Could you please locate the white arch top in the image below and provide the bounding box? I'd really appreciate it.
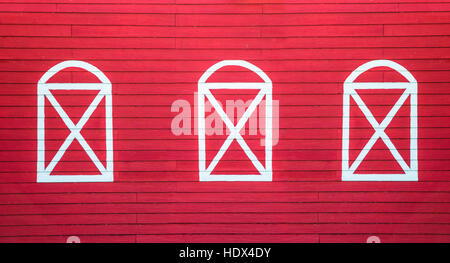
[344,59,417,85]
[38,60,111,85]
[198,60,272,84]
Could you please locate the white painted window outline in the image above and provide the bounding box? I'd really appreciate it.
[342,60,418,181]
[37,60,113,183]
[198,60,272,181]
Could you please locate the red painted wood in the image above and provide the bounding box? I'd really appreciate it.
[0,214,136,226]
[137,234,319,243]
[318,213,450,224]
[0,235,136,243]
[320,234,450,243]
[2,202,449,216]
[0,0,449,243]
[0,182,449,194]
[0,223,448,236]
[0,25,70,37]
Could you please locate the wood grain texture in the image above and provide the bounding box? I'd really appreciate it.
[0,0,449,243]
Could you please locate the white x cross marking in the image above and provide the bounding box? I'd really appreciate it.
[44,89,106,175]
[349,88,411,173]
[203,87,266,175]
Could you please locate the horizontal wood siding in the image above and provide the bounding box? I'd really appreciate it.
[0,0,449,243]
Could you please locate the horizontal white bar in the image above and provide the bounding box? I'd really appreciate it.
[199,174,272,182]
[199,82,271,90]
[345,82,416,90]
[342,172,418,181]
[37,174,113,183]
[39,83,109,90]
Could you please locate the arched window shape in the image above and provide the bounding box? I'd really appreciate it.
[197,60,272,181]
[342,60,418,181]
[37,60,113,183]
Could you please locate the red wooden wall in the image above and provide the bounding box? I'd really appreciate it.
[0,0,450,243]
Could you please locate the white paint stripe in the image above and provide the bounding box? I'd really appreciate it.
[198,90,206,173]
[203,88,265,175]
[36,91,45,175]
[44,133,76,173]
[349,89,411,173]
[199,82,271,90]
[345,82,415,90]
[40,83,106,90]
[200,174,272,182]
[44,91,106,174]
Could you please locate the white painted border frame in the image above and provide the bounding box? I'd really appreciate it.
[342,60,418,181]
[198,60,272,181]
[37,60,113,183]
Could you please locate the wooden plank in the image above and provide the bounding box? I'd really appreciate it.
[0,202,449,215]
[319,192,450,203]
[0,25,70,37]
[319,234,450,243]
[175,0,444,4]
[0,181,448,194]
[261,25,383,37]
[0,214,136,226]
[1,70,450,85]
[3,3,447,14]
[176,36,450,49]
[0,37,176,49]
[137,234,319,242]
[176,12,450,26]
[0,46,448,60]
[0,235,136,243]
[137,212,318,224]
[0,223,448,236]
[0,224,139,236]
[0,0,174,3]
[318,213,450,224]
[57,3,262,14]
[0,3,57,12]
[1,59,449,73]
[0,13,176,26]
[385,24,450,36]
[0,193,136,204]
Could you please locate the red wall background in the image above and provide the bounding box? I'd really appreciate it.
[0,0,450,243]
